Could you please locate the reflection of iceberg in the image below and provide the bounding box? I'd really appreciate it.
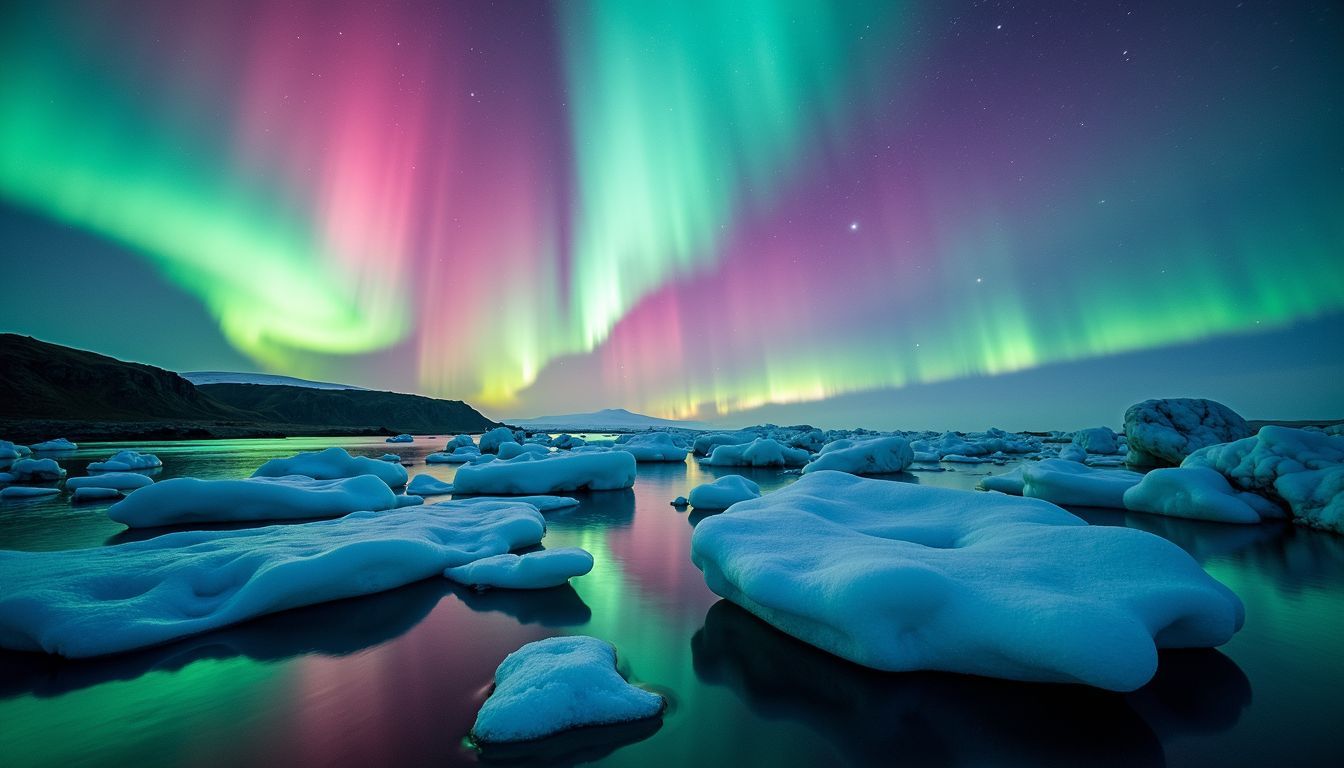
[530,489,637,529]
[472,715,662,767]
[1120,513,1287,563]
[450,583,592,627]
[692,601,1249,767]
[0,578,453,700]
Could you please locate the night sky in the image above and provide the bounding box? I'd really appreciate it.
[1,1,1341,429]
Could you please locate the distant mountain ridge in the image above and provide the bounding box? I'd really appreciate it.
[0,334,499,441]
[182,371,366,390]
[512,407,706,431]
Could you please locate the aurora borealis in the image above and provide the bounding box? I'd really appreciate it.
[1,0,1341,426]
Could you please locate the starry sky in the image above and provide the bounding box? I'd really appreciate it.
[1,0,1341,430]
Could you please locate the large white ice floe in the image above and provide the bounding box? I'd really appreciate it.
[802,436,913,476]
[498,442,551,460]
[66,472,155,492]
[471,636,665,743]
[1182,426,1344,533]
[1124,398,1252,467]
[29,438,77,452]
[452,450,636,495]
[0,440,32,461]
[1071,427,1120,455]
[1123,467,1285,524]
[5,458,66,482]
[252,446,408,487]
[690,471,1244,691]
[1021,459,1143,509]
[87,450,162,472]
[107,475,398,527]
[479,426,521,454]
[407,474,455,496]
[2,486,61,499]
[688,475,762,510]
[701,438,810,468]
[444,547,594,589]
[0,500,546,657]
[615,432,689,462]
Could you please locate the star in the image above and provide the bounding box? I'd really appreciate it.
[849,222,859,231]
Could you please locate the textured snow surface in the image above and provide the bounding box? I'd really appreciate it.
[1124,398,1251,467]
[688,475,762,510]
[472,636,664,743]
[691,471,1244,691]
[0,501,546,657]
[107,475,398,527]
[88,450,162,472]
[803,436,913,476]
[452,450,636,495]
[445,547,594,589]
[1123,467,1284,524]
[252,446,408,487]
[701,438,810,467]
[1021,459,1143,509]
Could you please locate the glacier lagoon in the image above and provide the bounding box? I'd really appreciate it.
[1,436,1342,767]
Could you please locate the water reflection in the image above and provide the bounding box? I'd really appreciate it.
[472,717,663,767]
[692,600,1249,768]
[451,583,592,627]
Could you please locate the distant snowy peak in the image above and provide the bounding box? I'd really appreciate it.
[512,408,706,431]
[181,371,366,390]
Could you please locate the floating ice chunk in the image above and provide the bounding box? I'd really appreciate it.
[693,431,758,456]
[978,465,1026,495]
[690,471,1244,691]
[1125,398,1251,467]
[479,427,521,454]
[912,451,941,463]
[616,432,689,462]
[87,450,162,472]
[445,547,594,589]
[0,500,546,657]
[1122,467,1282,524]
[498,442,550,460]
[453,451,636,495]
[67,473,155,492]
[1021,459,1142,509]
[426,446,482,464]
[437,495,581,514]
[1274,466,1344,533]
[552,433,586,450]
[407,474,455,496]
[7,458,66,482]
[252,446,408,487]
[30,438,77,452]
[940,454,988,464]
[1085,455,1127,467]
[1072,427,1119,455]
[803,436,912,476]
[72,487,120,502]
[385,434,414,443]
[0,440,32,460]
[471,636,664,743]
[1058,444,1088,463]
[671,496,689,507]
[107,474,397,528]
[688,475,762,510]
[445,434,476,451]
[2,486,61,499]
[702,438,810,468]
[380,453,402,462]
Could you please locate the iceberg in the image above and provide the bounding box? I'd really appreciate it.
[385,434,414,443]
[690,471,1243,691]
[252,446,408,487]
[803,436,913,476]
[66,472,155,491]
[30,438,77,452]
[688,475,762,510]
[0,500,546,657]
[72,487,121,502]
[1072,427,1119,455]
[1,486,61,499]
[1124,398,1252,467]
[5,458,66,482]
[107,475,398,528]
[615,432,689,462]
[1057,444,1088,463]
[701,438,810,468]
[426,446,483,464]
[471,636,664,743]
[479,426,521,454]
[407,474,455,496]
[87,450,163,472]
[0,440,32,461]
[1123,467,1283,524]
[498,442,551,460]
[452,451,636,495]
[1021,459,1143,509]
[445,547,594,589]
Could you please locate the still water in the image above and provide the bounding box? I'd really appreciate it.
[1,436,1341,767]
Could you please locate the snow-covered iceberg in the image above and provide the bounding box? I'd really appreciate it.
[87,450,162,472]
[615,432,689,462]
[67,472,155,492]
[1124,398,1251,467]
[0,500,546,657]
[5,458,66,482]
[426,446,483,464]
[385,434,414,443]
[107,475,398,527]
[445,547,594,589]
[1182,426,1344,532]
[452,451,636,495]
[471,636,664,743]
[1123,467,1284,524]
[72,487,121,502]
[30,438,77,452]
[252,446,408,487]
[479,426,521,454]
[1021,459,1143,509]
[2,486,61,499]
[498,442,551,460]
[701,438,810,468]
[1072,427,1119,455]
[690,471,1243,691]
[803,436,913,476]
[407,474,455,496]
[0,440,32,461]
[688,475,762,510]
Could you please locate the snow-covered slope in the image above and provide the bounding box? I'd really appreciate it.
[181,371,366,390]
[511,407,705,431]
